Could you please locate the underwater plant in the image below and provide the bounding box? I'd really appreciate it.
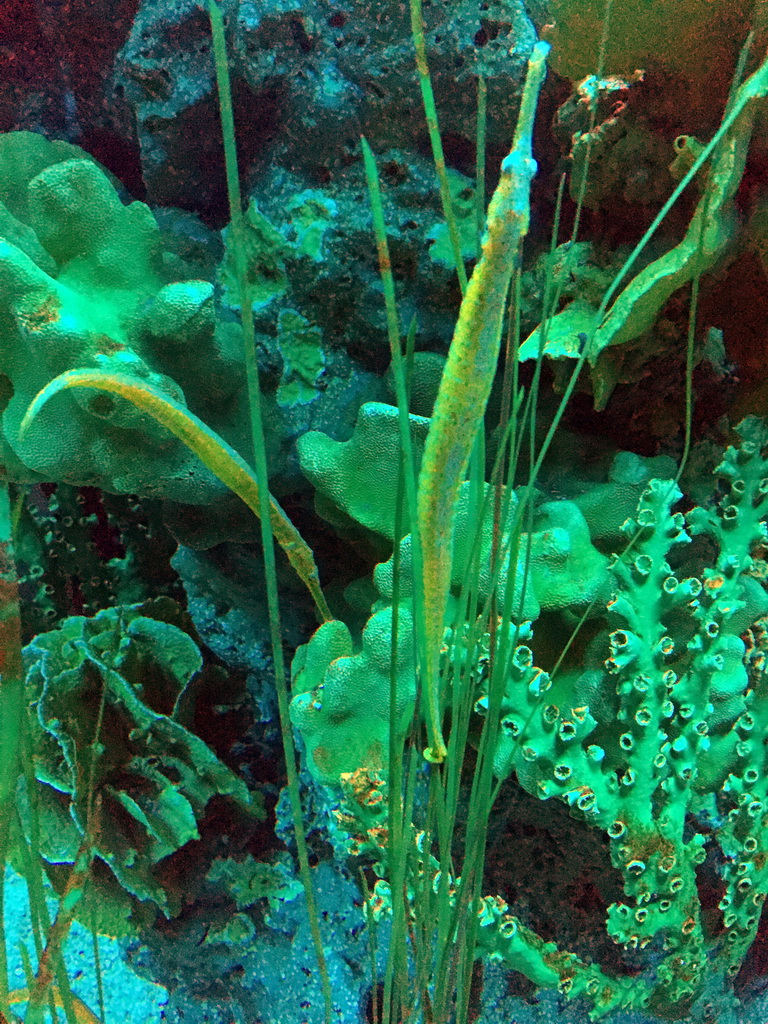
[2,0,768,1023]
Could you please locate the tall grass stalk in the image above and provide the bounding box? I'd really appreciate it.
[206,3,333,1022]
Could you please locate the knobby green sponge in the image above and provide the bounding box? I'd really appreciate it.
[0,131,244,503]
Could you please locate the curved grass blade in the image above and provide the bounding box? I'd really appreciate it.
[8,988,102,1023]
[18,370,332,623]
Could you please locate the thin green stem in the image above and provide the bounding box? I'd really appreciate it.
[207,5,333,1022]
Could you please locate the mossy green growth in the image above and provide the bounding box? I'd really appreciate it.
[207,851,303,918]
[284,190,338,261]
[275,309,326,407]
[426,169,479,268]
[219,198,291,310]
[218,190,337,310]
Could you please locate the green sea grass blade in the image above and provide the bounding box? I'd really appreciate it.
[205,3,334,1022]
[410,0,469,293]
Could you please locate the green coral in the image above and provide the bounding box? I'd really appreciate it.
[298,401,430,540]
[290,607,417,785]
[292,418,768,1017]
[19,598,261,918]
[299,398,609,622]
[374,483,609,621]
[471,420,768,1015]
[0,131,244,504]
